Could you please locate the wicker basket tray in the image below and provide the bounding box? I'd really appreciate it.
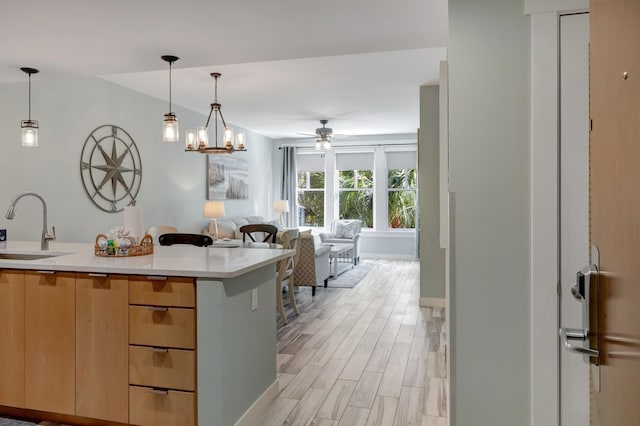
[94,233,154,257]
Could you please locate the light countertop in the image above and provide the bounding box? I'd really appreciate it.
[0,241,293,279]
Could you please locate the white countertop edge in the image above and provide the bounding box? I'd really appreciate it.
[0,241,293,279]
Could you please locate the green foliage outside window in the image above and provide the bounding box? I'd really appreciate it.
[387,169,417,228]
[338,170,373,227]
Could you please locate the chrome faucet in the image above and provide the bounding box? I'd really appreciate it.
[5,192,56,250]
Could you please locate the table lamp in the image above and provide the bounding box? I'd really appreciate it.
[274,199,289,227]
[203,200,225,241]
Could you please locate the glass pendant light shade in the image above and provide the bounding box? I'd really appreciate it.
[21,120,38,147]
[185,129,196,150]
[236,130,246,150]
[224,127,234,149]
[197,127,208,148]
[163,113,179,143]
[315,139,322,150]
[20,67,39,147]
[323,140,331,150]
[161,55,179,143]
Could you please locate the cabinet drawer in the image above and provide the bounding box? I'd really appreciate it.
[129,276,195,308]
[130,345,195,391]
[129,306,195,349]
[129,385,195,426]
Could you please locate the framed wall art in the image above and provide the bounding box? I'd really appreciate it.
[207,155,249,200]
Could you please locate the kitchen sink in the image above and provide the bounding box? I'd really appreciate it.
[0,252,65,260]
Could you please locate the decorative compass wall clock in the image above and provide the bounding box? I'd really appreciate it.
[80,124,142,213]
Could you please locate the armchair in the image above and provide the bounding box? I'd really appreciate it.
[292,232,331,296]
[319,219,362,265]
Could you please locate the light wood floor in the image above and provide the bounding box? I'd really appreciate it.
[258,259,447,426]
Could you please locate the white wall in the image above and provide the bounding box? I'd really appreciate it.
[449,0,531,424]
[530,11,560,426]
[525,0,588,14]
[0,76,273,243]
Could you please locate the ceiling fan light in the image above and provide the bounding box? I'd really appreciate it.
[315,139,322,150]
[323,140,331,150]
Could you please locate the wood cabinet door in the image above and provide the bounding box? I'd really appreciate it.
[75,273,129,423]
[0,270,25,408]
[24,271,75,415]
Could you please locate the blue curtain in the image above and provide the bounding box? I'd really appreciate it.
[280,146,298,227]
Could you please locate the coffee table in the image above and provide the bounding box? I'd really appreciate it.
[326,243,354,278]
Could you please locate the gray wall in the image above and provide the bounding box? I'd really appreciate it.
[449,0,531,424]
[0,76,273,243]
[419,85,445,299]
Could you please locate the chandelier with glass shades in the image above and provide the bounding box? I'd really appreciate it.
[185,72,246,154]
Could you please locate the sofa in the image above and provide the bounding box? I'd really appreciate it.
[291,232,330,296]
[202,215,279,240]
[319,219,362,265]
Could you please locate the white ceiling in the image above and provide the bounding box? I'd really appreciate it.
[0,0,448,139]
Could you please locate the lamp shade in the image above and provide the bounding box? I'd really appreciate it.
[274,200,289,213]
[203,200,225,218]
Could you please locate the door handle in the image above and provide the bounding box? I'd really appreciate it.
[559,248,600,365]
[559,327,599,358]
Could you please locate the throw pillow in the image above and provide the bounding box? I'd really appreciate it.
[335,221,357,239]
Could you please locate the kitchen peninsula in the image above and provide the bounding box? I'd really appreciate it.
[0,241,291,426]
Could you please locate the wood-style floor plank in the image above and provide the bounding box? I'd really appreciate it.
[316,379,358,420]
[366,396,399,426]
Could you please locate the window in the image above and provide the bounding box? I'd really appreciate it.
[296,153,325,227]
[386,150,417,229]
[336,152,374,228]
[294,146,417,231]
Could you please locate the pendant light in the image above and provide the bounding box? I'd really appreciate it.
[20,67,39,147]
[185,72,247,154]
[161,55,180,143]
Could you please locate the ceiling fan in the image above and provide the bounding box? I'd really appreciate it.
[296,119,344,150]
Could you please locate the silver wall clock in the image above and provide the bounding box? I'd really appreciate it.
[80,124,142,213]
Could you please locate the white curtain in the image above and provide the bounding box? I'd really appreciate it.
[280,146,298,227]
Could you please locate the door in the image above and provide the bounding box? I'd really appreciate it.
[0,270,25,408]
[590,0,640,423]
[75,273,129,423]
[24,271,75,415]
[560,12,589,426]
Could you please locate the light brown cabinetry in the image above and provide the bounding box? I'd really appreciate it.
[129,276,197,426]
[24,271,75,415]
[0,270,25,408]
[75,273,129,423]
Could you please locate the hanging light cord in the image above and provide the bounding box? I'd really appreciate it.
[27,72,32,121]
[168,61,173,114]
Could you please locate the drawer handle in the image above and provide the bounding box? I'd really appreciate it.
[148,347,169,353]
[146,306,169,312]
[35,270,55,274]
[146,276,168,281]
[88,273,108,278]
[147,388,169,396]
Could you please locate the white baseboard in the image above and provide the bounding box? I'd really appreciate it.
[235,379,279,426]
[419,297,446,308]
[361,253,417,260]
